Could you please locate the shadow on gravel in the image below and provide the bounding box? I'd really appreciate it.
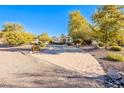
[38,45,85,55]
[81,46,100,52]
[13,67,105,88]
[0,84,27,88]
[0,64,106,88]
[0,47,31,52]
[0,44,84,55]
[0,44,31,52]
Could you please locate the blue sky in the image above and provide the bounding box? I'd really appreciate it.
[0,5,97,36]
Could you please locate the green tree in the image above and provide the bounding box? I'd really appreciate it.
[38,33,52,43]
[1,22,35,45]
[60,34,66,43]
[68,11,91,43]
[0,31,3,38]
[92,5,124,48]
[61,34,66,38]
[4,32,24,45]
[21,32,35,44]
[3,22,25,32]
[4,31,35,46]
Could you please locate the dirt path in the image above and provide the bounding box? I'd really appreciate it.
[0,45,105,87]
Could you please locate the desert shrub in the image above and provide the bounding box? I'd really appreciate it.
[84,39,92,45]
[31,44,40,52]
[39,41,46,48]
[107,52,124,62]
[98,42,105,47]
[73,39,83,45]
[109,42,118,46]
[110,46,122,51]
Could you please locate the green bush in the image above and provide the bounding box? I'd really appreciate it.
[98,42,105,47]
[107,52,124,62]
[110,46,122,51]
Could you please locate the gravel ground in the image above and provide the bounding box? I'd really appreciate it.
[32,45,105,77]
[0,45,105,88]
[81,46,124,73]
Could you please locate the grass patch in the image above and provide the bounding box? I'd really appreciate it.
[107,52,124,62]
[110,46,122,51]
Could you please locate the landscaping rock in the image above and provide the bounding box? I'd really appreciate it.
[120,79,124,85]
[105,69,124,88]
[107,69,122,80]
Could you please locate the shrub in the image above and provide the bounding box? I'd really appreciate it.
[109,42,118,46]
[31,44,40,52]
[98,42,105,47]
[107,52,124,62]
[73,39,83,45]
[110,46,122,51]
[39,41,46,48]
